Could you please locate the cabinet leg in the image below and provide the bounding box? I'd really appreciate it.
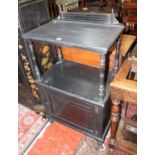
[109,100,120,148]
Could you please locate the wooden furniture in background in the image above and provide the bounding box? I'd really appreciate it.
[55,0,79,12]
[120,1,137,35]
[109,57,137,155]
[49,0,59,19]
[70,0,120,16]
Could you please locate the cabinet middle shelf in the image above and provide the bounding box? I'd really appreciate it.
[37,60,113,106]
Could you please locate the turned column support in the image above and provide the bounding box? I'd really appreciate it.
[110,99,121,148]
[98,53,106,98]
[57,46,63,63]
[27,40,41,81]
[114,37,120,74]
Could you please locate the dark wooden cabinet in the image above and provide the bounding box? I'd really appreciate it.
[22,12,124,142]
[18,0,53,110]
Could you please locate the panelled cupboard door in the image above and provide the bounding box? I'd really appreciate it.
[48,91,95,133]
[43,84,111,139]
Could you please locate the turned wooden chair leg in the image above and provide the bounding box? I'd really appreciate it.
[109,100,120,148]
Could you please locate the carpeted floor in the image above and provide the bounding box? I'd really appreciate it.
[18,104,47,155]
[27,121,127,155]
[19,104,136,155]
[27,121,83,155]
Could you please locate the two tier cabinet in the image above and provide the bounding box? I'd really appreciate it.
[22,12,124,142]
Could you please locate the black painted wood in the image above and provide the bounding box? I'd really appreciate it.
[114,37,120,74]
[22,12,124,141]
[22,14,124,53]
[18,0,51,109]
[18,0,50,33]
[18,57,34,109]
[99,54,106,97]
[36,60,113,141]
[59,12,117,24]
[37,60,113,105]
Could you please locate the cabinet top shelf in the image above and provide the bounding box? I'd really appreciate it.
[22,13,124,53]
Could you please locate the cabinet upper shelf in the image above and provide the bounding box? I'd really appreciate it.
[22,13,124,54]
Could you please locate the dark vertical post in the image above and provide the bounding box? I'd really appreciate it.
[83,0,86,7]
[57,46,63,63]
[27,40,41,80]
[45,0,51,21]
[114,37,120,74]
[99,53,106,98]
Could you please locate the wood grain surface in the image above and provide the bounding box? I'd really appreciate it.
[61,34,136,70]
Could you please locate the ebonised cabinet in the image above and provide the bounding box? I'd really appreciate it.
[22,12,124,142]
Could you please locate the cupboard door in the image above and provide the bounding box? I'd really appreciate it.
[47,91,95,133]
